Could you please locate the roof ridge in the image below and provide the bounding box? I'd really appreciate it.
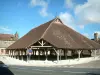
[41,17,61,38]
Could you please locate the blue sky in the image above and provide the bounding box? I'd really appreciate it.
[0,0,100,39]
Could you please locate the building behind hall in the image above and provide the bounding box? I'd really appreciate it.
[0,32,19,55]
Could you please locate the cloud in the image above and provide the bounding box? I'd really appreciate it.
[30,0,48,17]
[39,7,48,17]
[0,26,11,32]
[79,25,84,29]
[75,0,100,25]
[65,0,75,9]
[59,12,76,30]
[64,0,85,29]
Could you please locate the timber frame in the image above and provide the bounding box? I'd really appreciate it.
[7,39,99,62]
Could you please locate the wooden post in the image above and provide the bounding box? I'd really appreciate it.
[10,50,11,57]
[13,50,14,58]
[77,50,82,60]
[38,50,40,60]
[21,50,23,60]
[11,50,13,58]
[59,49,61,60]
[33,50,34,56]
[16,50,18,59]
[9,50,10,57]
[9,50,11,57]
[45,50,48,61]
[35,50,36,56]
[94,49,97,58]
[57,50,59,62]
[18,50,19,60]
[53,48,59,62]
[64,50,67,59]
[14,50,16,59]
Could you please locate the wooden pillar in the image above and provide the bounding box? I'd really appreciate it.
[91,50,96,58]
[64,49,67,59]
[9,50,11,57]
[14,50,15,58]
[17,50,20,59]
[45,49,48,61]
[94,49,97,58]
[15,50,17,59]
[33,50,34,56]
[88,50,92,56]
[90,50,93,57]
[53,48,59,62]
[24,49,26,60]
[12,50,14,58]
[9,50,10,57]
[32,50,34,60]
[77,50,82,60]
[14,50,17,59]
[11,50,13,58]
[21,50,23,60]
[80,50,83,58]
[35,50,36,55]
[10,50,12,58]
[59,49,61,60]
[16,50,18,59]
[43,50,45,55]
[57,50,59,62]
[50,50,52,56]
[38,50,40,60]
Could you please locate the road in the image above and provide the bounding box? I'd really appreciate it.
[71,60,100,68]
[9,65,100,75]
[8,60,100,75]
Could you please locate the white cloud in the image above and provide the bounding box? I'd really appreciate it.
[75,0,100,25]
[0,26,11,32]
[64,0,86,29]
[59,12,76,30]
[30,0,48,17]
[65,0,75,8]
[39,7,48,17]
[79,25,84,29]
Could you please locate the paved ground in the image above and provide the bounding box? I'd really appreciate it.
[70,60,100,68]
[9,66,100,75]
[8,60,100,75]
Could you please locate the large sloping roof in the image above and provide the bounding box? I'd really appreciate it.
[7,18,100,50]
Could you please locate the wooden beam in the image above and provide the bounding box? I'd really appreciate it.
[31,46,52,48]
[31,48,39,49]
[38,40,46,46]
[38,41,42,46]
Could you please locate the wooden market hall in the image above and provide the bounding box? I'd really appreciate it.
[6,17,100,62]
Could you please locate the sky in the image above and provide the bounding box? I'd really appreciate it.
[0,0,100,39]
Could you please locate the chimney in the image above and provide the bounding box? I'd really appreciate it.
[94,33,98,41]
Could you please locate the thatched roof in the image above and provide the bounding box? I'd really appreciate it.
[7,18,100,50]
